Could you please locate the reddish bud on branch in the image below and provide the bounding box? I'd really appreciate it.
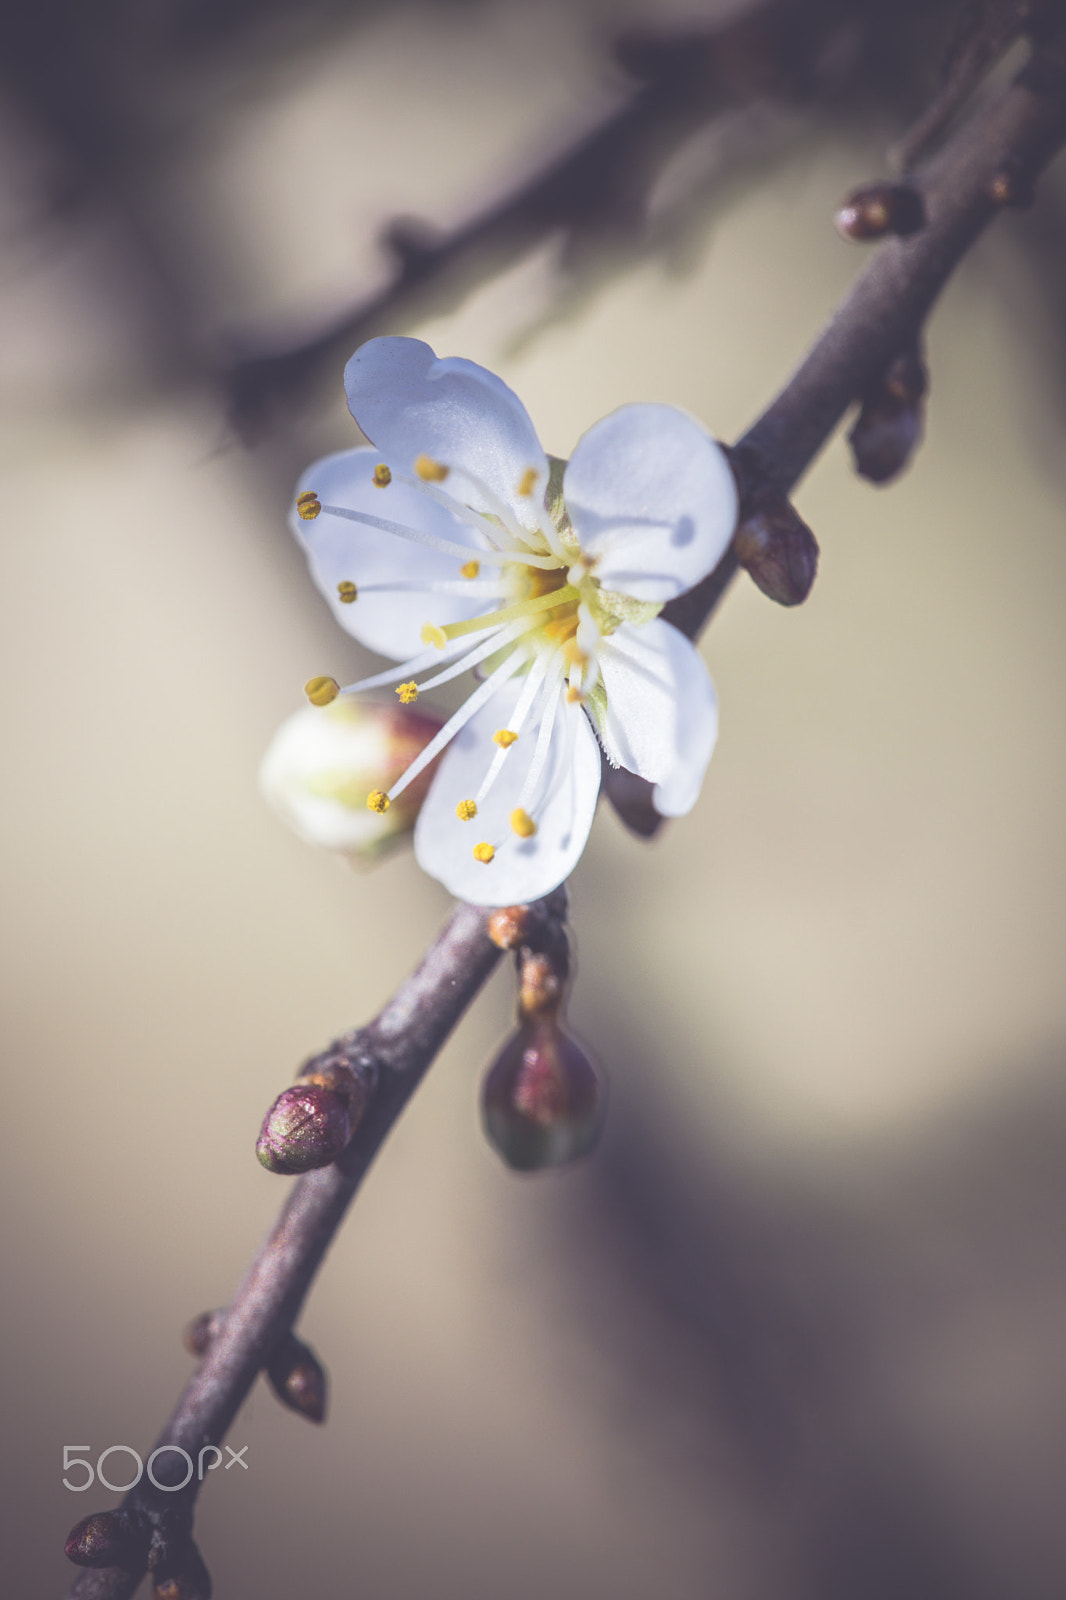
[265,1332,328,1424]
[481,1016,606,1172]
[733,487,819,607]
[65,1510,151,1570]
[835,181,925,241]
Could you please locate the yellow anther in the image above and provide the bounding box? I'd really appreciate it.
[456,799,478,821]
[493,729,518,748]
[421,622,447,650]
[473,842,495,864]
[366,790,391,814]
[516,467,538,497]
[414,453,449,483]
[372,463,392,488]
[395,681,419,704]
[304,675,340,707]
[566,685,585,704]
[337,580,358,604]
[510,808,537,838]
[459,560,480,579]
[296,491,321,521]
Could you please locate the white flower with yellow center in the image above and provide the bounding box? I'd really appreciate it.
[292,336,738,906]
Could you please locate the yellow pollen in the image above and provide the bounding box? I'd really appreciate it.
[459,560,480,579]
[473,842,495,864]
[415,453,449,483]
[510,808,537,838]
[366,790,390,814]
[456,799,478,821]
[421,622,448,649]
[296,490,321,521]
[395,681,419,704]
[493,729,518,748]
[566,685,585,704]
[516,467,538,497]
[304,675,340,707]
[372,463,392,488]
[337,580,358,604]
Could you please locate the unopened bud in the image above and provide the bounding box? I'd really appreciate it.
[182,1309,225,1357]
[256,1083,353,1175]
[835,181,924,240]
[733,490,819,606]
[260,698,446,862]
[150,1537,212,1600]
[848,388,924,485]
[296,1057,372,1125]
[266,1332,327,1424]
[65,1510,151,1569]
[481,1016,606,1172]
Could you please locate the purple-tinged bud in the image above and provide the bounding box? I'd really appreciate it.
[481,1017,606,1172]
[266,1332,327,1424]
[65,1510,151,1569]
[835,181,924,240]
[733,490,818,606]
[151,1537,212,1600]
[848,391,924,484]
[256,1083,353,1175]
[182,1309,225,1358]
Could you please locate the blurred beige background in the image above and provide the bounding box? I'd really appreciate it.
[3,3,1066,1596]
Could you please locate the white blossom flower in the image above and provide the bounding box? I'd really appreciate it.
[290,336,738,906]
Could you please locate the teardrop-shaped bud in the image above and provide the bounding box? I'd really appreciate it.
[848,392,924,484]
[481,1017,606,1172]
[256,1083,353,1175]
[65,1510,151,1569]
[266,1332,327,1424]
[733,489,818,606]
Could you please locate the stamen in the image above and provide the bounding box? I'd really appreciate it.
[473,842,495,864]
[473,652,549,808]
[296,491,321,521]
[493,729,518,748]
[415,454,449,482]
[372,463,392,488]
[367,790,390,814]
[456,800,477,821]
[385,649,527,803]
[318,501,558,570]
[395,681,419,704]
[417,619,539,694]
[445,461,546,553]
[337,638,473,696]
[305,676,340,706]
[460,560,480,579]
[516,468,538,498]
[516,652,569,812]
[432,584,580,648]
[337,581,358,604]
[510,808,537,838]
[422,623,447,650]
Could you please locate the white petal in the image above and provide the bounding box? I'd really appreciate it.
[596,619,717,815]
[414,678,602,905]
[344,337,548,519]
[293,448,490,660]
[563,403,737,603]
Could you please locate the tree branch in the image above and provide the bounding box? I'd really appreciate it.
[63,16,1066,1599]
